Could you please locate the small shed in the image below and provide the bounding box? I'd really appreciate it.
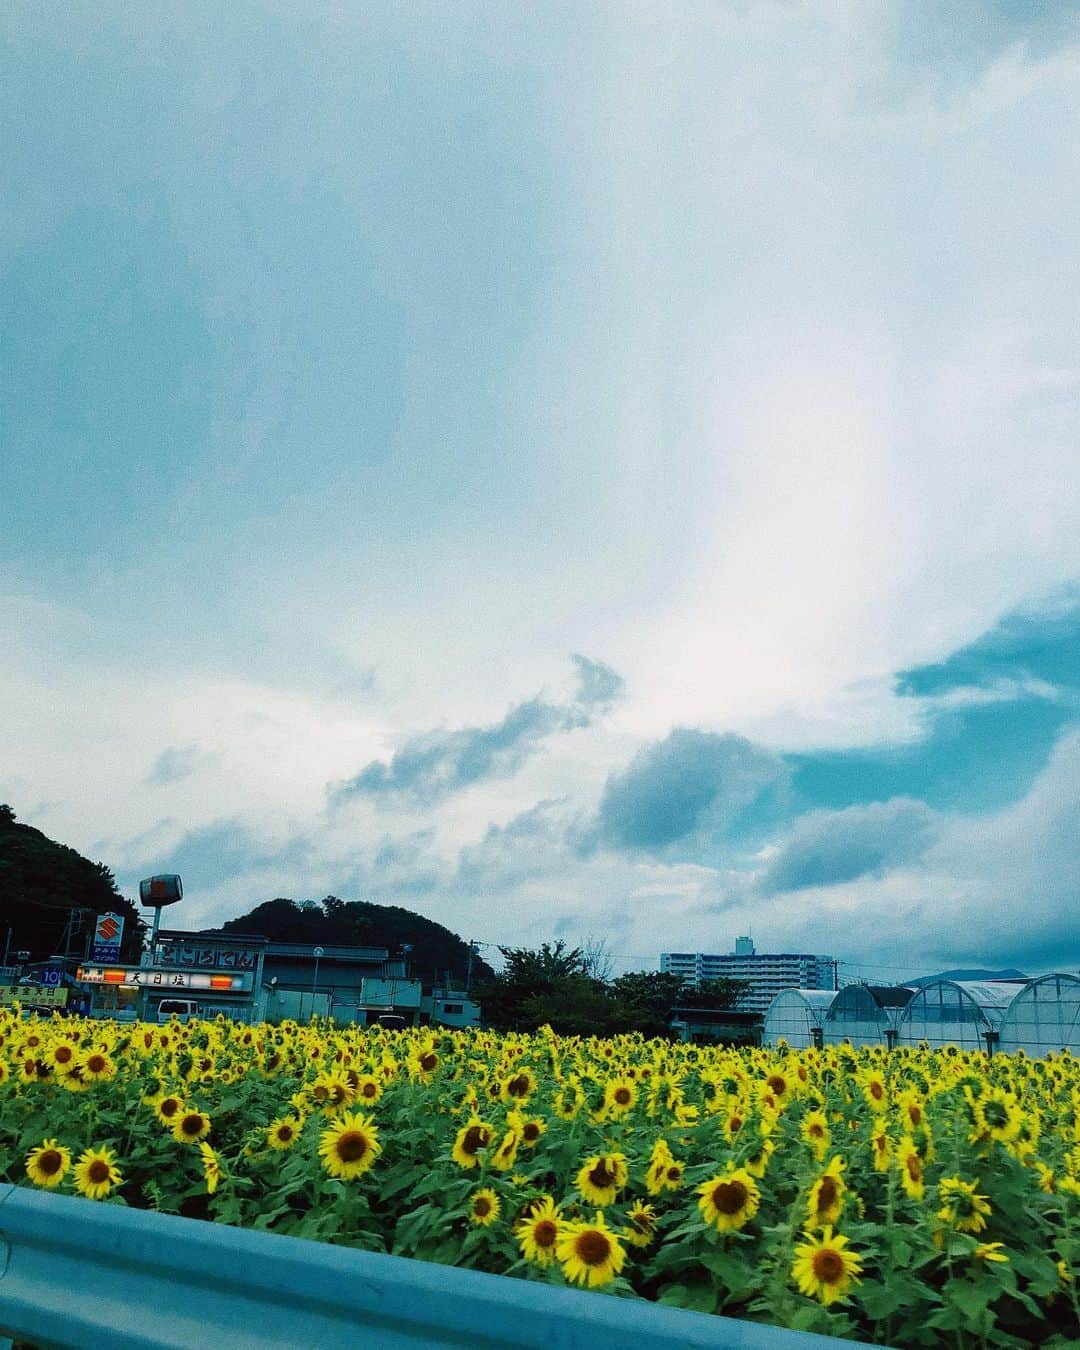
[998,973,1080,1058]
[762,988,837,1048]
[896,979,1028,1051]
[823,984,915,1048]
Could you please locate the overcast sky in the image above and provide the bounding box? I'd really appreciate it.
[3,2,1080,980]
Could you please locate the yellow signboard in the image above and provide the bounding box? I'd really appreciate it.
[0,985,68,1006]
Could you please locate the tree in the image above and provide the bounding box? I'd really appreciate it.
[676,977,745,1010]
[0,806,146,963]
[609,970,689,1035]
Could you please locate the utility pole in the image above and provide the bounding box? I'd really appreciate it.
[2,927,11,968]
[466,940,477,994]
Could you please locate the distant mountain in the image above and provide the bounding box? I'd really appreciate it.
[905,967,1028,988]
[0,805,146,963]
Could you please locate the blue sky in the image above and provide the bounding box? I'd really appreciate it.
[3,2,1080,978]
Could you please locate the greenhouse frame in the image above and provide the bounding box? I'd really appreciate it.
[997,972,1080,1057]
[822,984,915,1048]
[896,979,1028,1051]
[761,988,836,1048]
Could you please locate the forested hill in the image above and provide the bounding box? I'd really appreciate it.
[0,805,145,962]
[218,896,494,987]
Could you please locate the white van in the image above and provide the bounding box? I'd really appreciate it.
[156,998,197,1024]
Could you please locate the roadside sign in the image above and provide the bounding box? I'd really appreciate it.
[41,968,62,988]
[92,912,124,963]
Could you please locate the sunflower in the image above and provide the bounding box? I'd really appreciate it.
[800,1109,831,1162]
[697,1167,760,1233]
[73,1146,122,1201]
[451,1118,493,1169]
[745,1138,775,1179]
[974,1087,1022,1145]
[491,1127,521,1172]
[500,1068,537,1104]
[81,1050,117,1082]
[469,1187,501,1226]
[792,1227,863,1306]
[318,1111,381,1180]
[860,1070,889,1114]
[871,1127,890,1173]
[973,1242,1009,1264]
[200,1142,224,1195]
[26,1138,72,1189]
[604,1078,637,1118]
[353,1074,382,1105]
[622,1200,658,1248]
[48,1042,78,1072]
[513,1195,561,1265]
[557,1211,627,1288]
[154,1094,185,1127]
[897,1136,925,1201]
[172,1110,212,1145]
[575,1153,628,1206]
[806,1155,846,1228]
[266,1115,303,1151]
[936,1176,991,1234]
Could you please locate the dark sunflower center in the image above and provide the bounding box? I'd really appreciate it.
[909,1106,922,1126]
[88,1160,111,1183]
[523,1122,540,1142]
[667,1165,682,1181]
[906,1156,921,1181]
[712,1180,749,1214]
[420,1053,438,1072]
[817,1177,839,1209]
[870,1081,884,1099]
[809,1123,824,1137]
[767,1075,786,1095]
[38,1150,62,1175]
[181,1114,205,1136]
[575,1230,611,1266]
[463,1126,487,1154]
[474,1197,492,1217]
[534,1220,557,1247]
[813,1249,845,1283]
[55,1047,73,1064]
[336,1131,368,1162]
[614,1088,631,1105]
[729,1116,743,1131]
[361,1083,377,1098]
[589,1162,615,1188]
[161,1099,180,1117]
[277,1126,294,1142]
[507,1074,530,1097]
[87,1056,106,1073]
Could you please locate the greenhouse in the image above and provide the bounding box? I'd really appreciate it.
[822,984,915,1048]
[998,973,1080,1057]
[896,979,1028,1051]
[761,988,836,1048]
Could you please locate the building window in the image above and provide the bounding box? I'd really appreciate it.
[442,1003,464,1014]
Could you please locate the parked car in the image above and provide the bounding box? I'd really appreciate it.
[156,998,197,1024]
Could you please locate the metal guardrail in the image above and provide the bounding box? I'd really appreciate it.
[0,1186,859,1349]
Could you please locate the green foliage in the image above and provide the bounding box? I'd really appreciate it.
[220,895,493,986]
[0,805,145,962]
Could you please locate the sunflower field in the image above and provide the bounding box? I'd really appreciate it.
[2,1007,1080,1347]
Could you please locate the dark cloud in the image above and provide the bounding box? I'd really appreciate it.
[594,729,784,851]
[895,590,1080,697]
[791,597,1080,816]
[758,798,940,894]
[571,653,624,707]
[127,820,311,888]
[146,745,206,786]
[333,655,623,806]
[456,799,578,891]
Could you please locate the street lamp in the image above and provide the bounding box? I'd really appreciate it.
[312,947,324,1020]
